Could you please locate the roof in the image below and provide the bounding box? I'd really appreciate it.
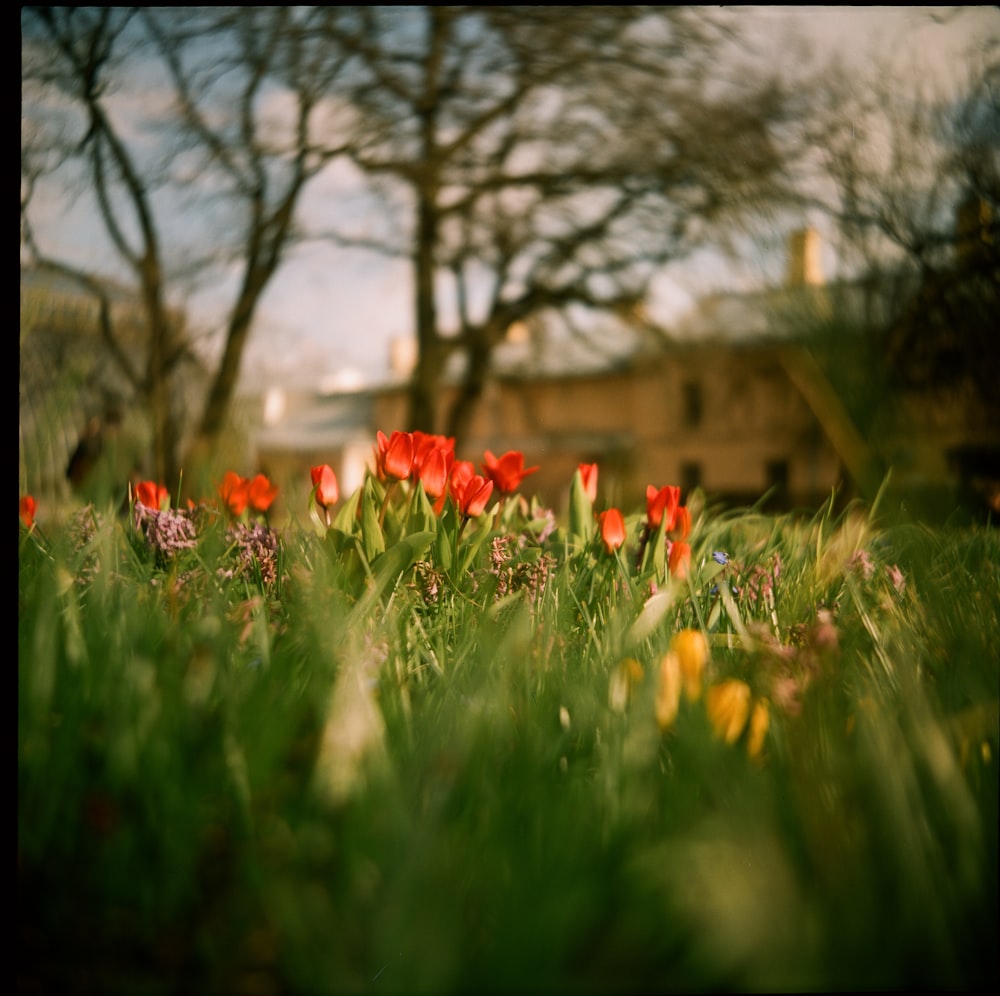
[252,387,376,453]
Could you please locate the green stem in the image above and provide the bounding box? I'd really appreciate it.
[379,479,398,529]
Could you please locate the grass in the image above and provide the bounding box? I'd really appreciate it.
[17,472,1000,994]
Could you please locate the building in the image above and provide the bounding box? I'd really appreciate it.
[369,230,849,513]
[370,336,845,515]
[251,382,378,516]
[19,264,200,513]
[246,226,997,520]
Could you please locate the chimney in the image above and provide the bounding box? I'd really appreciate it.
[787,227,823,287]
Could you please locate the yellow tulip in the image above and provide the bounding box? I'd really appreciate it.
[609,657,644,713]
[706,680,752,745]
[670,628,708,702]
[746,698,770,760]
[655,651,682,730]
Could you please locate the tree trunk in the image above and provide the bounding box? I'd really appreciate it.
[194,295,257,447]
[408,182,442,434]
[445,332,493,447]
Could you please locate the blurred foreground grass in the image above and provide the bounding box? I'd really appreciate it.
[18,495,999,994]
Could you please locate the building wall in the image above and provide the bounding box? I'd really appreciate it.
[253,223,994,520]
[372,341,844,514]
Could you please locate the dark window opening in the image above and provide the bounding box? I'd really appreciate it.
[681,461,702,496]
[682,380,702,428]
[766,459,789,502]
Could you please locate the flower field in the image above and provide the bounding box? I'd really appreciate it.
[18,433,1000,993]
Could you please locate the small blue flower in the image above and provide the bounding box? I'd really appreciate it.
[712,550,729,565]
[710,582,740,597]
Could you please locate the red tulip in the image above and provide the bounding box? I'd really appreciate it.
[598,507,626,554]
[669,540,691,579]
[247,473,279,513]
[454,473,494,518]
[578,463,599,503]
[311,464,339,510]
[646,484,681,531]
[448,459,475,503]
[219,471,250,516]
[416,443,453,501]
[411,431,455,472]
[19,495,37,529]
[672,504,692,540]
[375,430,414,482]
[136,480,170,511]
[482,449,539,495]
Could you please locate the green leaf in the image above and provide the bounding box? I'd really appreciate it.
[324,526,356,556]
[407,480,438,536]
[457,517,494,575]
[354,530,435,619]
[361,475,385,562]
[434,501,457,571]
[626,588,675,647]
[308,502,327,536]
[333,485,362,533]
[642,516,667,578]
[568,468,595,543]
[698,558,726,590]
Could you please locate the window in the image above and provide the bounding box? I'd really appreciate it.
[681,461,702,496]
[766,459,789,501]
[682,380,702,428]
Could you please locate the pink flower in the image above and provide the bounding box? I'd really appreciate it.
[886,563,906,594]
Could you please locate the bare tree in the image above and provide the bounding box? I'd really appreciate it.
[800,37,1000,419]
[23,8,182,484]
[21,6,356,486]
[767,29,1000,509]
[315,6,799,439]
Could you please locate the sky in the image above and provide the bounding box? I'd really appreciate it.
[237,5,1000,388]
[22,6,1000,392]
